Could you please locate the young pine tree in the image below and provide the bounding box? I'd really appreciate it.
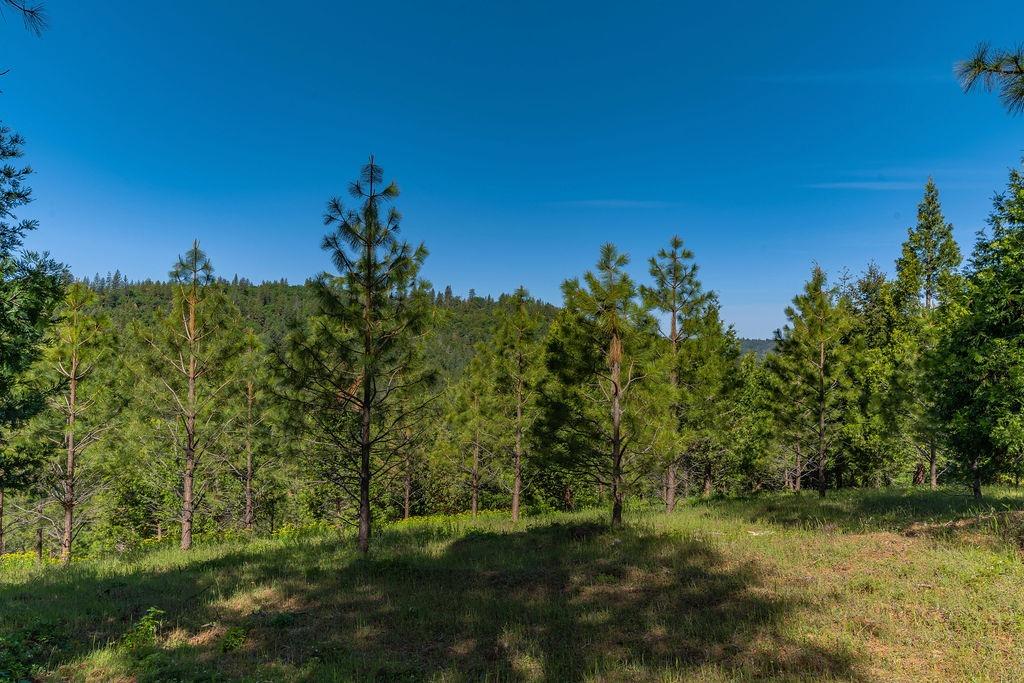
[932,163,1024,498]
[538,243,658,526]
[491,287,544,521]
[142,242,240,550]
[767,266,855,498]
[640,235,710,511]
[39,283,118,563]
[228,329,276,531]
[284,157,429,553]
[894,180,961,489]
[0,122,65,554]
[677,299,744,497]
[446,348,498,517]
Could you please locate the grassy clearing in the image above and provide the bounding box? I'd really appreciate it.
[3,487,1024,681]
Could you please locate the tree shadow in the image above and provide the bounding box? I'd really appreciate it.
[0,520,868,681]
[697,486,1024,536]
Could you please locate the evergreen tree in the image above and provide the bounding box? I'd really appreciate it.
[227,329,276,531]
[842,265,906,487]
[38,283,118,563]
[932,163,1024,498]
[445,349,498,516]
[677,299,744,497]
[538,243,658,526]
[640,235,710,511]
[957,44,1024,115]
[283,157,430,553]
[491,286,544,521]
[767,266,854,497]
[0,122,64,553]
[894,180,962,488]
[140,242,240,550]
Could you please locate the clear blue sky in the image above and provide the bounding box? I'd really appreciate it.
[1,2,1022,337]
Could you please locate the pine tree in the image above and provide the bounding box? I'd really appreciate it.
[141,242,240,550]
[842,264,906,487]
[640,235,710,511]
[677,299,744,497]
[0,122,64,554]
[228,329,275,531]
[957,44,1024,115]
[767,266,854,498]
[932,163,1024,498]
[893,180,962,489]
[283,157,430,553]
[38,283,118,563]
[538,243,658,526]
[491,286,544,521]
[446,349,497,516]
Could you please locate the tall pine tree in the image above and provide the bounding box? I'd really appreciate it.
[284,157,429,553]
[0,122,64,554]
[894,179,961,488]
[538,244,658,526]
[767,266,854,497]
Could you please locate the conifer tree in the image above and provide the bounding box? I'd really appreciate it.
[538,243,658,526]
[932,163,1024,498]
[142,242,240,550]
[283,157,429,553]
[893,180,961,489]
[677,299,744,497]
[0,122,64,553]
[640,235,710,511]
[491,287,544,521]
[767,266,854,497]
[957,44,1024,114]
[446,349,497,516]
[841,265,906,486]
[38,283,117,563]
[228,329,275,531]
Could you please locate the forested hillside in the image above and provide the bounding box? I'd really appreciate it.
[4,157,1024,561]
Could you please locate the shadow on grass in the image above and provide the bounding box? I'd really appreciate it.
[695,486,1024,536]
[1,520,867,681]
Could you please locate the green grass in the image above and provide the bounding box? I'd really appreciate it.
[3,488,1024,681]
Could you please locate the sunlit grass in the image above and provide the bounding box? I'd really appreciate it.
[3,488,1024,681]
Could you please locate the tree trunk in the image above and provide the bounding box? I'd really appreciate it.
[511,385,523,522]
[609,333,624,527]
[471,437,480,517]
[358,397,371,554]
[60,360,78,564]
[794,444,802,493]
[242,380,255,531]
[403,454,412,521]
[181,445,195,551]
[817,341,827,499]
[929,442,938,491]
[181,296,198,552]
[665,464,677,512]
[971,457,982,500]
[0,488,5,555]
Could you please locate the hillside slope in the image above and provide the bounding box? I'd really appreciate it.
[3,488,1024,681]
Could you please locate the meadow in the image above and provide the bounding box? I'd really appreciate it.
[3,487,1024,682]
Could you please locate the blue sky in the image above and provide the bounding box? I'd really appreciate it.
[1,1,1022,337]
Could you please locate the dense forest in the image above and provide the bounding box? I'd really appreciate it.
[1,143,1023,558]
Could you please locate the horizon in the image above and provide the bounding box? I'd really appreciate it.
[2,1,1022,337]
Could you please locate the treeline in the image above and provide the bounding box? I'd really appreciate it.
[2,144,1024,557]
